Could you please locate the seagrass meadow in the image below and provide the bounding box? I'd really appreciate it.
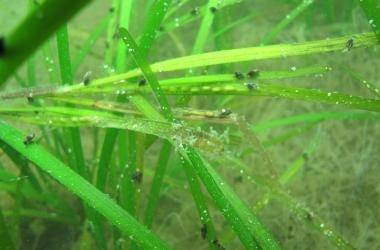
[0,0,380,249]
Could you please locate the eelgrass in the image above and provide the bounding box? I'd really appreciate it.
[0,120,170,250]
[0,0,92,84]
[0,1,380,249]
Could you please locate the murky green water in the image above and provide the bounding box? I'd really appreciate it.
[0,0,379,249]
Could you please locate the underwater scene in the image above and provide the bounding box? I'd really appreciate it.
[0,0,380,249]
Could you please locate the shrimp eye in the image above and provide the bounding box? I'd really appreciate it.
[234,71,245,80]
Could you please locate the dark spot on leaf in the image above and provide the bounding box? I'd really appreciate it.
[83,72,91,86]
[218,108,232,117]
[210,7,218,13]
[246,82,257,90]
[234,175,243,183]
[247,69,259,79]
[212,239,225,250]
[24,134,35,145]
[306,212,313,221]
[0,37,5,56]
[346,38,353,51]
[27,97,34,103]
[201,224,207,240]
[234,71,245,80]
[132,171,143,183]
[139,79,146,86]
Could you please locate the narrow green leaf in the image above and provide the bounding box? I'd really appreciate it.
[358,0,380,41]
[0,119,171,250]
[143,141,172,228]
[73,13,111,74]
[261,0,314,45]
[0,0,92,84]
[119,27,175,121]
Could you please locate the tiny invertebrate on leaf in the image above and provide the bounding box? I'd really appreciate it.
[246,82,258,90]
[218,108,232,117]
[306,212,313,221]
[212,239,225,250]
[201,224,207,240]
[0,37,5,56]
[83,71,92,86]
[234,175,243,183]
[27,97,34,104]
[234,71,245,80]
[210,6,218,13]
[132,171,143,183]
[23,134,35,145]
[139,78,147,86]
[346,38,354,51]
[247,69,259,78]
